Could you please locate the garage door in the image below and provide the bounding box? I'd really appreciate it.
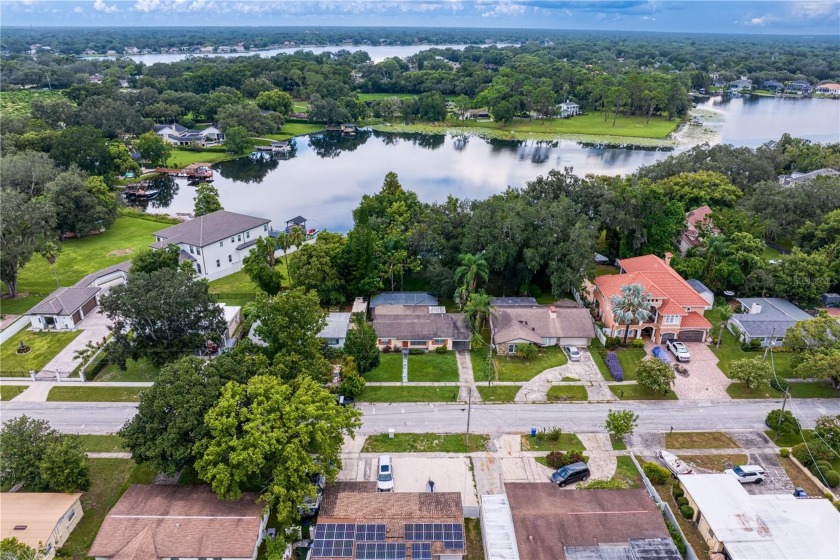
[452,340,471,351]
[660,332,676,341]
[678,330,706,342]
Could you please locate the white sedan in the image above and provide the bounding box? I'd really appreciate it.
[564,346,581,361]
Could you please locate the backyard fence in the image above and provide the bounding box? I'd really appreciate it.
[0,316,31,344]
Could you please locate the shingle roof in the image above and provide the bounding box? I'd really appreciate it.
[29,287,100,316]
[88,485,263,559]
[490,297,538,306]
[731,298,812,337]
[152,210,270,248]
[374,310,471,341]
[73,261,131,288]
[369,292,439,308]
[0,493,82,552]
[490,304,595,345]
[505,485,672,560]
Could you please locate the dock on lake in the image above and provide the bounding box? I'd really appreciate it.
[153,162,214,181]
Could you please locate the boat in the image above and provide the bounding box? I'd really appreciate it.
[689,117,703,126]
[659,450,694,476]
[123,188,159,200]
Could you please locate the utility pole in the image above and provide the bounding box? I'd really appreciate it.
[465,387,472,450]
[763,327,776,360]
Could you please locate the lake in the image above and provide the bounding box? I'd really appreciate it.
[141,96,840,232]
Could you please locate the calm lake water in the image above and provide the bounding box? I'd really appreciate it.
[142,96,840,232]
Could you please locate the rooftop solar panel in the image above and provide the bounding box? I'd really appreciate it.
[411,542,432,560]
[355,523,387,541]
[403,523,464,550]
[355,542,406,559]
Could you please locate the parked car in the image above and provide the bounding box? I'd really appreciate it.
[665,340,691,362]
[336,394,355,407]
[550,461,590,487]
[376,455,394,492]
[725,465,767,484]
[564,346,581,361]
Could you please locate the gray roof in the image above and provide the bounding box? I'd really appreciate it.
[374,311,471,341]
[152,211,270,249]
[490,297,538,306]
[318,313,352,341]
[369,292,438,308]
[490,303,595,345]
[30,287,100,316]
[74,261,131,288]
[732,298,812,337]
[779,168,840,185]
[687,278,712,295]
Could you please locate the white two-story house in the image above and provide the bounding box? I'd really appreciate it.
[153,123,225,147]
[151,210,271,281]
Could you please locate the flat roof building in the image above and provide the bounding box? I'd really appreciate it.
[0,492,84,559]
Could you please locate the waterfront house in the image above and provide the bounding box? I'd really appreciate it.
[759,80,784,93]
[778,168,840,186]
[785,79,813,94]
[816,82,840,95]
[151,210,271,281]
[153,123,225,148]
[490,300,595,355]
[0,493,84,560]
[729,78,752,92]
[728,297,812,347]
[588,253,713,343]
[373,305,471,351]
[679,205,719,254]
[557,100,580,118]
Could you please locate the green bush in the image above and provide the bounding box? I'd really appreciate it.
[663,517,687,557]
[677,496,689,507]
[408,348,425,355]
[679,505,695,520]
[779,448,790,458]
[518,343,539,360]
[823,470,840,488]
[815,460,832,471]
[672,485,684,499]
[765,409,800,435]
[792,441,835,467]
[546,449,586,470]
[643,462,671,485]
[630,338,645,348]
[433,345,449,355]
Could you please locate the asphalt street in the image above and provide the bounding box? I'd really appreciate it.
[2,399,838,435]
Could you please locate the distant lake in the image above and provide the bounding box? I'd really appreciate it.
[140,95,840,232]
[104,43,514,65]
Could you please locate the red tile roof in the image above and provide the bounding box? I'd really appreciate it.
[602,255,710,309]
[658,300,688,316]
[686,205,714,230]
[681,312,713,328]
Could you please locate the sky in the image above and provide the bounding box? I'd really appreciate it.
[1,0,839,35]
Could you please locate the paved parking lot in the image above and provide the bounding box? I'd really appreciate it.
[742,452,794,495]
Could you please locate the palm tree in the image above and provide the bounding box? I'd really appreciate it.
[715,305,734,349]
[464,291,492,334]
[610,283,653,346]
[288,225,305,250]
[39,241,62,288]
[275,232,292,288]
[702,235,730,283]
[454,253,489,305]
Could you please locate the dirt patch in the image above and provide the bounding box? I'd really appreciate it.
[665,431,739,449]
[106,248,134,257]
[682,454,749,473]
[778,456,825,497]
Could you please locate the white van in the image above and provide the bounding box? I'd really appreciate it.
[376,455,394,492]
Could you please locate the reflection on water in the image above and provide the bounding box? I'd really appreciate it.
[124,176,178,212]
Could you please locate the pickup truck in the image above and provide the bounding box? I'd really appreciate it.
[665,340,691,362]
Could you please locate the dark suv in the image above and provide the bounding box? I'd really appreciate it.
[550,462,590,487]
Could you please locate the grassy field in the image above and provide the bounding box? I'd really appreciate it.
[547,385,588,401]
[357,386,459,402]
[166,147,235,167]
[0,330,81,375]
[611,456,642,488]
[476,385,520,402]
[361,433,488,453]
[364,352,459,382]
[614,347,647,380]
[0,385,28,400]
[521,432,584,452]
[765,429,814,447]
[58,459,156,558]
[490,347,568,382]
[77,435,126,452]
[47,386,145,402]
[681,454,749,472]
[727,381,837,399]
[611,383,678,400]
[2,215,171,315]
[93,359,160,382]
[0,89,67,116]
[665,431,739,449]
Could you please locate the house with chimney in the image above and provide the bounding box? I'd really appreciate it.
[679,205,719,254]
[728,297,812,347]
[587,253,713,343]
[490,299,595,356]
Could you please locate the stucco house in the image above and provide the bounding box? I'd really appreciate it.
[588,253,713,343]
[1,493,84,560]
[151,210,271,281]
[679,205,718,254]
[557,100,580,118]
[490,300,595,356]
[153,123,225,147]
[728,297,812,347]
[373,305,471,351]
[816,82,840,95]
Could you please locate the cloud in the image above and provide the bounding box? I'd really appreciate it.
[480,0,527,17]
[74,5,84,12]
[93,0,118,13]
[794,0,840,19]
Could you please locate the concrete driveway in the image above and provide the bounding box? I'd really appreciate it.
[40,309,111,377]
[644,340,731,400]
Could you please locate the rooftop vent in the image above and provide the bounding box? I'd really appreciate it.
[13,525,27,531]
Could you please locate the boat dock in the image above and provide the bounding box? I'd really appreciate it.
[153,162,214,181]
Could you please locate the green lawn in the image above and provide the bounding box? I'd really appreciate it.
[521,433,584,452]
[58,459,156,558]
[364,352,459,382]
[166,147,234,168]
[0,385,27,400]
[0,329,82,375]
[451,111,679,139]
[610,434,627,450]
[707,315,797,378]
[595,264,620,277]
[476,385,520,402]
[612,456,642,488]
[208,259,290,305]
[77,435,126,452]
[761,245,783,260]
[727,381,838,399]
[358,93,420,101]
[726,383,781,399]
[490,347,568,382]
[614,347,647,380]
[470,349,494,384]
[547,385,588,401]
[610,383,678,400]
[93,359,160,382]
[2,215,171,315]
[276,122,325,136]
[361,433,488,453]
[590,349,612,381]
[357,386,459,402]
[764,429,815,447]
[0,89,67,116]
[47,386,145,402]
[665,431,739,449]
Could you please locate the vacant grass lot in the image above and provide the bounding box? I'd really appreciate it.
[2,215,170,315]
[77,435,126,453]
[0,330,82,375]
[681,454,749,472]
[47,386,145,402]
[476,385,520,402]
[547,385,588,401]
[490,347,568,382]
[665,431,739,449]
[611,383,678,400]
[357,386,458,402]
[521,433,584,452]
[93,359,160,382]
[166,147,234,167]
[0,89,67,116]
[58,459,155,558]
[0,385,27,400]
[361,433,488,453]
[449,111,679,139]
[364,352,459,382]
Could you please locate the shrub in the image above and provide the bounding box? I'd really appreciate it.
[643,462,671,485]
[630,338,645,348]
[815,460,832,472]
[518,343,539,360]
[672,485,684,499]
[581,479,627,489]
[605,352,624,381]
[679,505,695,520]
[408,348,425,355]
[792,440,835,467]
[546,449,586,470]
[779,448,790,458]
[605,336,620,350]
[663,517,687,557]
[382,345,392,353]
[750,339,762,349]
[677,496,689,507]
[434,345,449,355]
[545,426,563,442]
[771,377,790,392]
[765,409,801,435]
[824,470,840,488]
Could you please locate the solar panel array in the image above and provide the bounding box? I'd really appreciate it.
[411,542,432,560]
[355,524,387,542]
[312,523,355,558]
[404,523,464,550]
[354,542,406,559]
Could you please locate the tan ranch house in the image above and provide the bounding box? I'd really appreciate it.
[490,298,595,356]
[373,304,472,351]
[0,493,84,560]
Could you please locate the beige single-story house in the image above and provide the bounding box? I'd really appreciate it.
[0,493,84,560]
[373,305,471,351]
[490,300,595,356]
